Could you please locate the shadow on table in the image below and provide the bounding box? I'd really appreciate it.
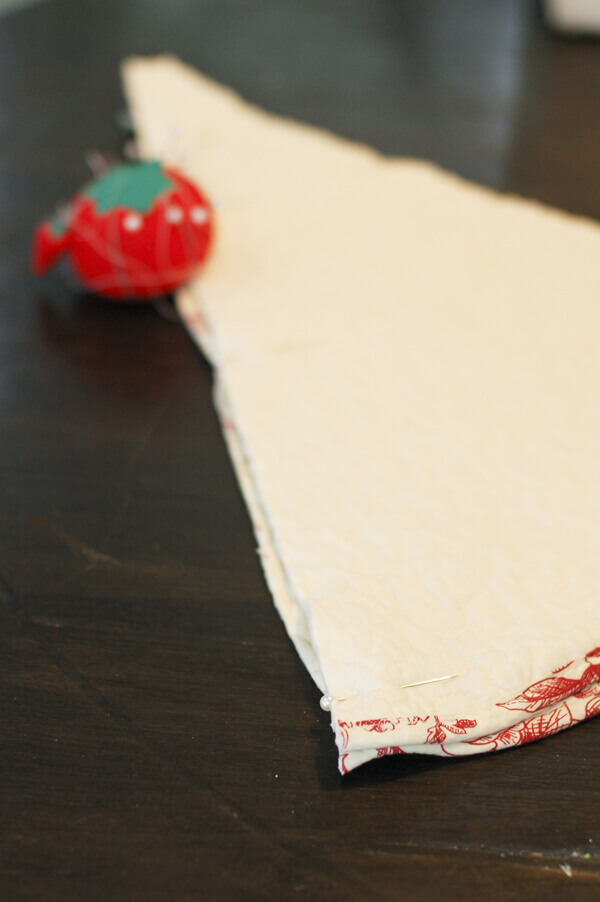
[34,290,206,403]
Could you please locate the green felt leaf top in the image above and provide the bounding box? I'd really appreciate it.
[82,161,173,214]
[49,208,69,237]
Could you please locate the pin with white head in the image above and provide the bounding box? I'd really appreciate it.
[319,674,460,713]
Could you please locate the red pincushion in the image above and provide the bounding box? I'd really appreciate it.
[33,160,214,301]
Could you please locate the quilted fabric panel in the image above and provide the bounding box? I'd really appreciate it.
[124,57,600,772]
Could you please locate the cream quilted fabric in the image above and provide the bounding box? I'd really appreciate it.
[123,57,600,773]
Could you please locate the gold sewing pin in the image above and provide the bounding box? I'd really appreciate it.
[319,673,460,711]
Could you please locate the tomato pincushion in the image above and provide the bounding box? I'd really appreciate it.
[33,160,214,300]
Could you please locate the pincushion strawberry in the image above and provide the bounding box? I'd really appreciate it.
[33,160,214,300]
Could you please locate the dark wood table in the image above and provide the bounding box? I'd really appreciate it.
[2,1,600,898]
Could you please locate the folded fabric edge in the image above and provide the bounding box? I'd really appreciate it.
[213,367,329,695]
[338,650,600,773]
[174,289,327,694]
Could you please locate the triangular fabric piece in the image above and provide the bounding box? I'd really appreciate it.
[123,56,600,773]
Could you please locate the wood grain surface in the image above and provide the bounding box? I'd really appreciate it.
[1,1,600,898]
